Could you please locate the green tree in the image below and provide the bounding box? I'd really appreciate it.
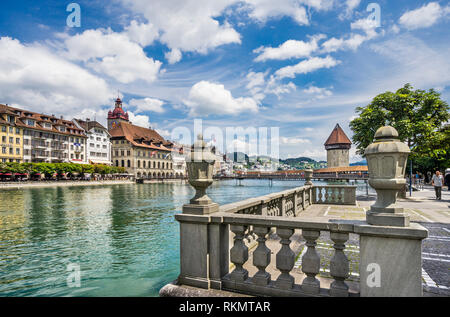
[350,84,450,171]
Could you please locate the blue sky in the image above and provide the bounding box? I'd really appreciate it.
[1,0,449,161]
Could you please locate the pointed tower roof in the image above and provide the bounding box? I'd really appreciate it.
[324,124,351,146]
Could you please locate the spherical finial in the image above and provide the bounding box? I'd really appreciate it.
[374,126,399,140]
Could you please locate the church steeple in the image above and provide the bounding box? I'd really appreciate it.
[107,96,129,131]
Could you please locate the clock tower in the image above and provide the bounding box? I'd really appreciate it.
[107,97,129,131]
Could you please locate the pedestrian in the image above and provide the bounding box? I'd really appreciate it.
[431,170,444,200]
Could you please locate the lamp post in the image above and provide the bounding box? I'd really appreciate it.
[183,134,219,215]
[364,126,410,227]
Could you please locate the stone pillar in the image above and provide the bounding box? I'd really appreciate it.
[355,223,427,297]
[364,126,410,227]
[176,134,225,289]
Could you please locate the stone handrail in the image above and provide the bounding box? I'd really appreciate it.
[219,184,355,218]
[312,185,356,205]
[219,185,313,216]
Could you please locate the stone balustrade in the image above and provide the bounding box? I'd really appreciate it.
[174,211,427,297]
[219,184,355,217]
[313,185,356,205]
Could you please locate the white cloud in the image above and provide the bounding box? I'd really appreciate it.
[121,0,241,57]
[59,28,162,83]
[0,37,112,116]
[124,20,159,47]
[280,137,310,144]
[321,18,379,53]
[246,71,266,89]
[399,2,445,30]
[254,34,325,62]
[339,0,361,20]
[128,111,151,128]
[129,98,165,113]
[275,56,340,79]
[165,48,182,64]
[185,80,259,116]
[303,86,333,97]
[242,0,309,25]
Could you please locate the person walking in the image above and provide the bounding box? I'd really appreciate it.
[431,170,444,200]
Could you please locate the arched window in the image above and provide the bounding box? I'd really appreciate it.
[127,160,131,168]
[158,162,160,169]
[162,162,165,169]
[121,160,124,167]
[143,161,146,168]
[138,160,141,168]
[153,161,156,168]
[116,160,119,167]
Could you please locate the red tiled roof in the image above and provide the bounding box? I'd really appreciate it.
[0,104,87,137]
[324,123,351,145]
[109,121,174,151]
[314,166,368,173]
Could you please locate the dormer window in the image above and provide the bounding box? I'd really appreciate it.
[59,126,66,132]
[44,123,51,129]
[27,119,35,126]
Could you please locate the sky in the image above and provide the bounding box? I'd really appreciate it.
[0,0,449,162]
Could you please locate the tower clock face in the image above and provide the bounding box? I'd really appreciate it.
[111,121,117,128]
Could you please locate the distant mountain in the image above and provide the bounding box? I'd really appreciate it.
[280,157,316,164]
[350,160,367,166]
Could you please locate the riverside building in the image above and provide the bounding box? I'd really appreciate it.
[73,118,112,165]
[107,98,176,178]
[0,104,23,163]
[0,104,87,163]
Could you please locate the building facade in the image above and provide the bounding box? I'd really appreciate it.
[0,105,23,163]
[73,119,111,165]
[324,123,352,168]
[107,99,176,178]
[1,104,87,163]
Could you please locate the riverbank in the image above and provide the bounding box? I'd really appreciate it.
[0,178,189,189]
[0,179,134,189]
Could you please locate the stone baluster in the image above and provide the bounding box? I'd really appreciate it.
[318,187,323,203]
[275,228,295,289]
[324,188,329,203]
[252,226,271,286]
[338,188,343,204]
[280,195,286,217]
[302,188,308,210]
[293,191,299,216]
[301,229,321,294]
[330,232,349,297]
[230,225,249,282]
[331,188,336,203]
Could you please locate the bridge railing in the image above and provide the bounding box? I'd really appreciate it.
[313,185,356,205]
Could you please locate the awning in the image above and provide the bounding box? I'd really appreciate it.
[89,160,112,165]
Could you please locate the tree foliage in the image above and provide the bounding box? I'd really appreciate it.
[0,163,126,178]
[350,84,450,171]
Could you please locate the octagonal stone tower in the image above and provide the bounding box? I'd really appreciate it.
[325,124,352,168]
